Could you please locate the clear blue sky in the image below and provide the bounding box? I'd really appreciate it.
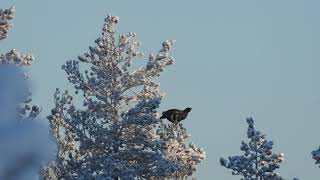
[1,0,320,179]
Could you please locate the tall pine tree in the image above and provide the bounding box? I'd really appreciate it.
[41,15,205,180]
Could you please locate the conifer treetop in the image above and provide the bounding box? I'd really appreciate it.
[220,118,290,180]
[41,14,205,179]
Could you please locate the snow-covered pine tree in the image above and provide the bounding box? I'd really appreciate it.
[0,6,40,120]
[0,6,51,180]
[41,15,205,179]
[220,118,298,180]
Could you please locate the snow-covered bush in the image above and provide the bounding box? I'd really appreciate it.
[41,14,205,179]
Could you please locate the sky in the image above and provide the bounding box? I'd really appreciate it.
[1,0,320,179]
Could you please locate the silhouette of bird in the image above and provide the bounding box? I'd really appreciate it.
[160,107,192,124]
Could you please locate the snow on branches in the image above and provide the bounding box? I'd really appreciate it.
[0,6,15,40]
[0,6,33,66]
[0,48,34,66]
[41,14,205,179]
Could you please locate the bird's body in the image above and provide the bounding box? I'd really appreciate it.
[160,107,192,124]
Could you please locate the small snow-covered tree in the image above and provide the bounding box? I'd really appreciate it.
[220,118,297,180]
[41,15,205,179]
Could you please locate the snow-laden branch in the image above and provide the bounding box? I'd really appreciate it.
[0,6,14,40]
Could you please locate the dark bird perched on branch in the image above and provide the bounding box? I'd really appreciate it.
[160,107,192,124]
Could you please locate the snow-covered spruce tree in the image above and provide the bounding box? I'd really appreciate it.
[41,15,205,179]
[220,118,297,180]
[0,6,40,121]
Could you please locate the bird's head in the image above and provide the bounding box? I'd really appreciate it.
[184,107,192,113]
